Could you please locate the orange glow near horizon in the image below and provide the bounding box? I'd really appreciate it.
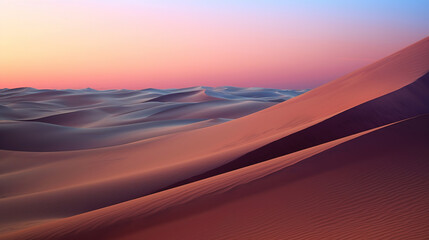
[1,1,428,90]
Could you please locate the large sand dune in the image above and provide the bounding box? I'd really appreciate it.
[0,37,428,239]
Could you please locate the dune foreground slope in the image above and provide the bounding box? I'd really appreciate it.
[0,37,429,240]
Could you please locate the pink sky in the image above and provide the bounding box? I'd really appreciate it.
[1,1,428,89]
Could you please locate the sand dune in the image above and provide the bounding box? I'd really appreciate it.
[0,87,298,151]
[0,37,428,239]
[147,90,221,102]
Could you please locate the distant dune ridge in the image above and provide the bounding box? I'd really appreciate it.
[0,36,428,240]
[0,87,303,151]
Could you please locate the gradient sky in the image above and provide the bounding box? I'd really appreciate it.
[1,0,428,90]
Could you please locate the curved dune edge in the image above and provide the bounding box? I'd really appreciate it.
[160,72,429,191]
[1,115,428,240]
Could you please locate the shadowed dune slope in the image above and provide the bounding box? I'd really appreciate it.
[164,71,429,190]
[0,37,428,239]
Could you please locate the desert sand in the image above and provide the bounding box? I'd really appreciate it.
[0,36,428,240]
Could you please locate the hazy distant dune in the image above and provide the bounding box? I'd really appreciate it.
[0,87,304,151]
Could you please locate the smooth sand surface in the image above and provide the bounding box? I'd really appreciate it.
[0,37,428,239]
